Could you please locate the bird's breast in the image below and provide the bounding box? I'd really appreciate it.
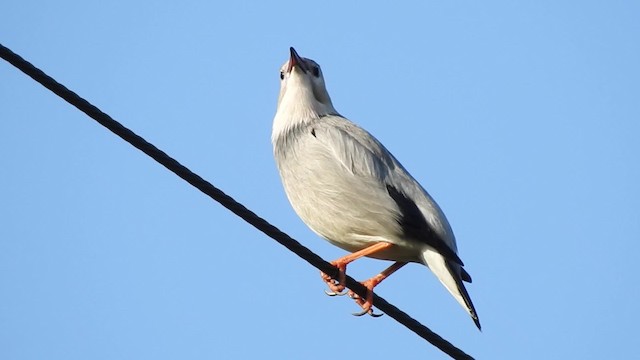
[274,131,422,262]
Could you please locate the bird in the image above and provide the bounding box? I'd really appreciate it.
[271,47,480,330]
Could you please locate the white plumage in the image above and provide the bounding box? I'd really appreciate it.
[272,47,480,329]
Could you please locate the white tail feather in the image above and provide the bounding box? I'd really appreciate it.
[421,248,473,318]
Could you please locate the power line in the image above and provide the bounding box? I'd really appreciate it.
[0,43,475,360]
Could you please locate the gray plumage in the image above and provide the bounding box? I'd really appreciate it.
[272,48,480,329]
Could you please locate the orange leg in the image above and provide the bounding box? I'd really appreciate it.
[349,261,407,316]
[321,242,393,295]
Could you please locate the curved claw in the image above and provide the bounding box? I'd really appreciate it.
[352,308,369,317]
[351,307,384,317]
[324,289,348,296]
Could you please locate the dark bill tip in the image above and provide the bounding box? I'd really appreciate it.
[288,47,307,73]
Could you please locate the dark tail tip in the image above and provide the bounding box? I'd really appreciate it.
[472,313,482,331]
[445,260,481,331]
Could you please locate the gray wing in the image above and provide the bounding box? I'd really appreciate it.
[312,116,463,265]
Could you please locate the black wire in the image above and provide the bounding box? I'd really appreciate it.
[0,43,474,360]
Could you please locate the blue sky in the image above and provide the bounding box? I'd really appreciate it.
[1,1,639,359]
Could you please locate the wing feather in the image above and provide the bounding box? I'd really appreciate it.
[311,116,462,265]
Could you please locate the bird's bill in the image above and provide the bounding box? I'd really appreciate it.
[288,47,308,74]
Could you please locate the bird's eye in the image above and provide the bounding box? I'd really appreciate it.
[280,71,285,80]
[312,66,320,78]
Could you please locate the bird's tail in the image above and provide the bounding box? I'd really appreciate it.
[420,248,481,330]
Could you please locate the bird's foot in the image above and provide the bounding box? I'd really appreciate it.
[324,281,348,296]
[321,260,348,296]
[347,277,384,317]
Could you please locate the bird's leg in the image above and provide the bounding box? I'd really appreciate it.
[350,261,407,317]
[321,242,393,296]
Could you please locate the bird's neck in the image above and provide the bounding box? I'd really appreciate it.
[272,92,336,144]
[272,105,315,138]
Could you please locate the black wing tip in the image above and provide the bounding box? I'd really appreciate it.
[441,245,464,266]
[451,252,464,266]
[461,268,473,283]
[385,184,464,265]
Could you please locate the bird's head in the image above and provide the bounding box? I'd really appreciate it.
[275,47,336,121]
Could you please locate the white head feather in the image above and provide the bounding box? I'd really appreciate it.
[272,47,338,143]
